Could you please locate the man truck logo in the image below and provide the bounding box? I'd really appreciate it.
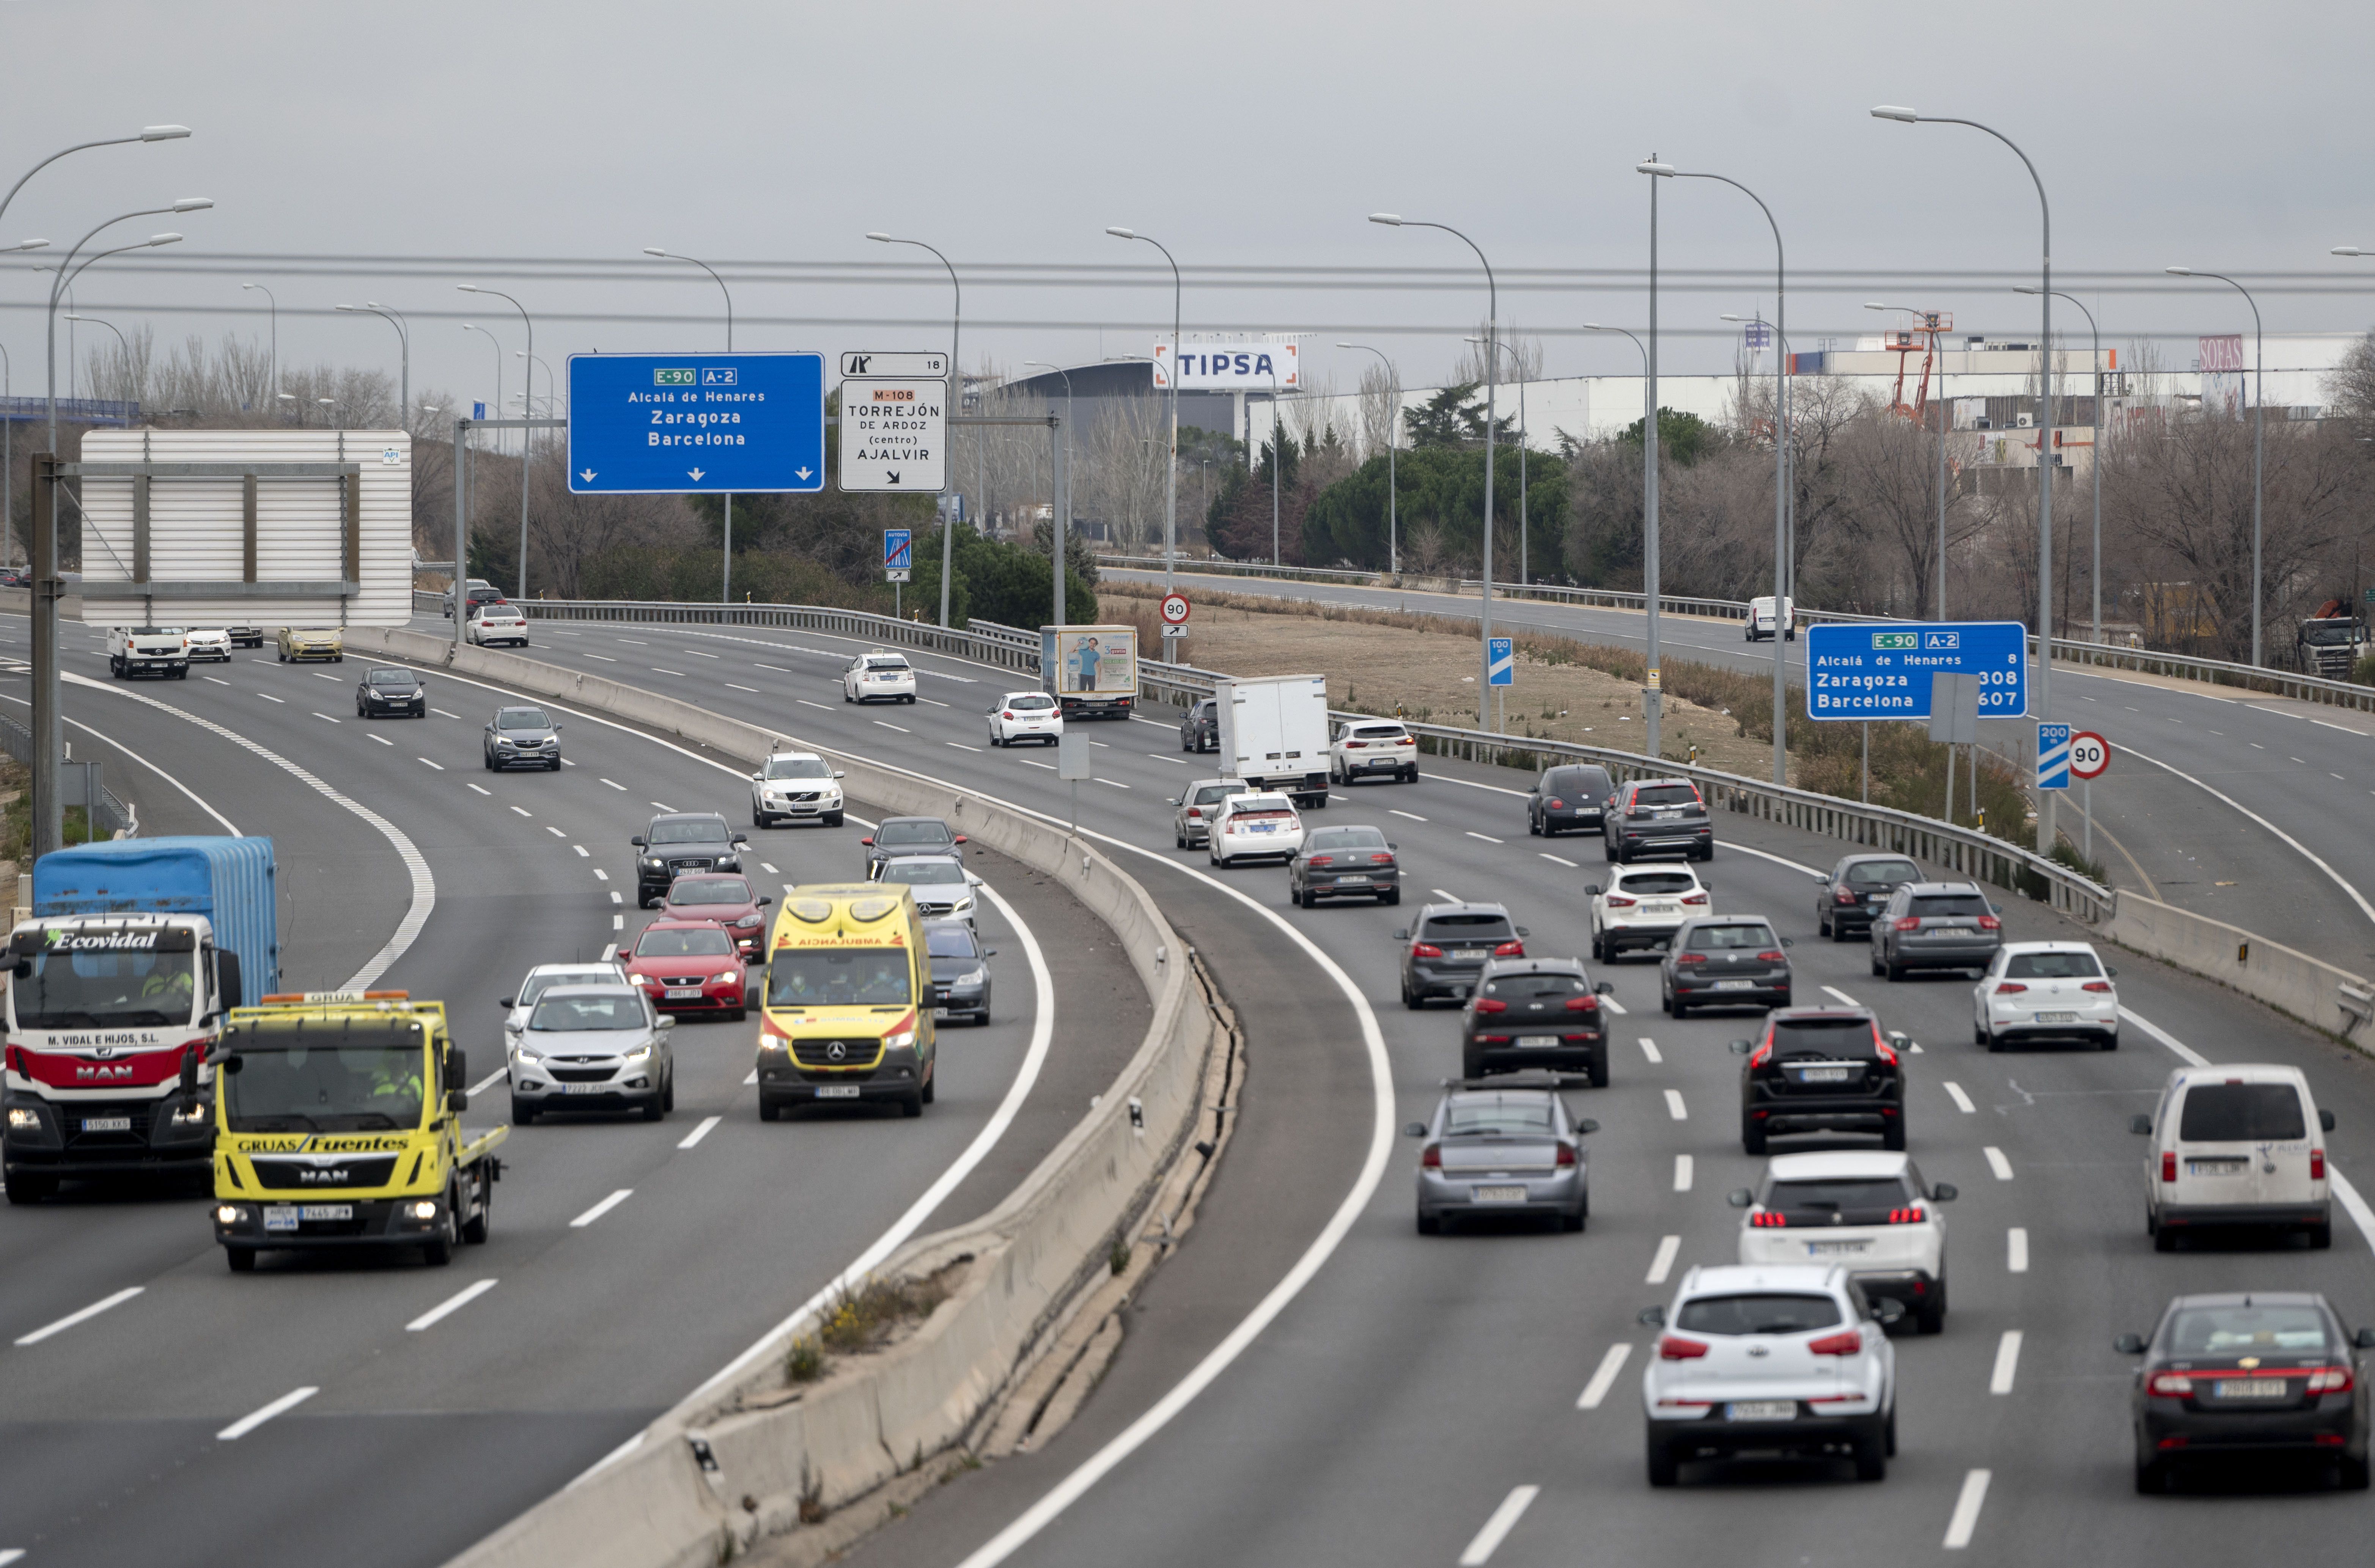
[297,1168,353,1185]
[76,1063,136,1080]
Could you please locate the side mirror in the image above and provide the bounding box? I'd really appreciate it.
[2128,1113,2154,1136]
[1595,982,1614,996]
[860,837,874,847]
[1516,927,1531,938]
[751,772,765,782]
[757,896,773,907]
[954,835,968,845]
[1728,1039,1753,1055]
[1872,1298,1908,1326]
[1393,929,1409,942]
[498,998,515,1010]
[448,1089,469,1112]
[1886,1031,1909,1046]
[2106,966,2119,977]
[1780,938,1794,948]
[1388,842,1399,851]
[2320,1109,2337,1133]
[834,771,846,779]
[984,948,999,957]
[1931,1182,1959,1202]
[656,1016,676,1029]
[1636,1305,1667,1329]
[448,1048,467,1088]
[1585,885,1602,898]
[1404,1121,1428,1138]
[2113,1333,2148,1355]
[1727,1188,1755,1208]
[1576,1118,1600,1135]
[1991,903,2004,915]
[967,874,985,886]
[2355,1327,2375,1350]
[1166,797,1180,806]
[732,834,749,845]
[630,835,646,848]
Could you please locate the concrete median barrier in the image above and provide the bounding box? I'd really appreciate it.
[2104,891,2375,1051]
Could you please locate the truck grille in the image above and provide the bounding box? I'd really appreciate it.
[249,1155,400,1189]
[65,1104,154,1145]
[791,1038,878,1069]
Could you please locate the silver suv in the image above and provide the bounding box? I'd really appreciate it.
[1869,881,2001,981]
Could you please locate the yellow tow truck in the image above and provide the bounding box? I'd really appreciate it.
[755,884,937,1120]
[204,991,505,1271]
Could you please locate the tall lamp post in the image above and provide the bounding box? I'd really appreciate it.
[61,314,130,403]
[1873,104,2058,855]
[2016,287,2104,644]
[1584,320,1665,760]
[337,302,409,430]
[0,242,57,568]
[1467,336,1530,584]
[1865,302,1954,618]
[1024,360,1073,627]
[1104,227,1183,661]
[241,281,278,407]
[1337,341,1399,574]
[2165,266,2263,666]
[866,234,961,627]
[646,247,737,602]
[456,285,535,599]
[461,322,504,451]
[1371,213,1498,726]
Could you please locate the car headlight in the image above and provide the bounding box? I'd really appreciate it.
[512,1040,541,1060]
[170,1100,211,1126]
[216,1204,246,1225]
[886,1028,916,1050]
[951,895,974,914]
[8,1106,42,1130]
[495,739,517,751]
[624,1041,653,1061]
[405,1199,439,1221]
[716,970,741,984]
[757,1037,789,1055]
[642,857,664,869]
[958,968,986,986]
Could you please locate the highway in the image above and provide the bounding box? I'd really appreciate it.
[0,619,1160,1568]
[1106,566,2375,979]
[327,608,2375,1566]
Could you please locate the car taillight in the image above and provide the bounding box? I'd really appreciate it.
[1757,951,1785,963]
[2082,980,2113,993]
[1420,1142,1441,1169]
[1676,953,1706,966]
[1412,943,1444,958]
[1002,711,1014,719]
[1895,916,1920,932]
[1556,1144,1577,1167]
[2161,1151,2178,1183]
[2308,1366,2355,1394]
[1808,1329,1863,1357]
[1474,998,1508,1014]
[1308,855,1334,868]
[1886,1206,1926,1225]
[1604,895,1636,908]
[1834,888,1859,904]
[1369,853,1394,864]
[1494,940,1525,957]
[1565,994,1598,1012]
[1749,1038,1773,1068]
[1344,740,1367,749]
[1750,1210,1787,1228]
[1977,914,2001,930]
[2311,1148,2326,1180]
[1682,892,1709,906]
[1658,1335,1709,1360]
[2148,1372,2194,1397]
[1995,982,2028,995]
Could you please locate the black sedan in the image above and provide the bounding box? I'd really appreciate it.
[356,666,428,719]
[1662,916,1792,1018]
[1816,853,1920,941]
[1527,762,1615,837]
[927,921,994,1025]
[862,816,966,877]
[1462,958,1615,1085]
[2119,1292,2374,1493]
[1180,698,1219,753]
[1288,824,1400,907]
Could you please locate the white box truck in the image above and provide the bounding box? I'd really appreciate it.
[1039,625,1139,721]
[1216,673,1331,808]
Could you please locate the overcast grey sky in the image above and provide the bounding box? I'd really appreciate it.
[4,0,2372,415]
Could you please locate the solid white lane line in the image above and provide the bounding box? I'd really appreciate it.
[1576,1343,1633,1409]
[1638,1036,1661,1063]
[470,1067,507,1097]
[0,699,242,833]
[1942,1469,1992,1550]
[1821,985,1861,1007]
[2330,1169,2375,1256]
[2120,1006,2209,1067]
[2007,1228,2029,1273]
[1094,778,1130,790]
[1466,831,1503,844]
[1457,1486,1540,1567]
[1988,1329,2024,1395]
[2119,740,2375,934]
[1646,1234,1681,1284]
[742,1069,758,1086]
[1673,1154,1693,1192]
[1663,1088,1687,1120]
[13,1285,143,1346]
[217,1385,319,1440]
[1390,809,1428,822]
[1985,1146,2014,1180]
[1943,1081,1975,1114]
[570,1189,633,1229]
[1538,852,1576,867]
[601,777,626,791]
[406,1278,497,1332]
[678,1115,722,1150]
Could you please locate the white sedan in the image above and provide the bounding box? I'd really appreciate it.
[467,603,530,647]
[1973,940,2119,1051]
[184,628,233,662]
[843,650,917,704]
[987,690,1062,746]
[1587,865,1710,962]
[1207,792,1304,867]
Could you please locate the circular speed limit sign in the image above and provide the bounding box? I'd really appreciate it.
[2068,731,2111,780]
[1159,593,1191,625]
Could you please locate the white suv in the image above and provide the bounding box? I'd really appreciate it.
[749,751,845,828]
[986,690,1062,746]
[1732,1151,1957,1334]
[1328,719,1418,785]
[1208,792,1303,867]
[105,625,189,679]
[2136,1063,2335,1251]
[1975,940,2118,1051]
[1639,1263,1899,1486]
[843,649,916,704]
[1587,865,1709,962]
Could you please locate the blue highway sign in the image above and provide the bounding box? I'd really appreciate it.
[2035,723,2072,791]
[567,352,826,494]
[1804,621,2029,722]
[1487,637,1514,687]
[884,528,912,571]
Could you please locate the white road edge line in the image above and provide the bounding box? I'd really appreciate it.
[406,1277,497,1331]
[2007,1227,2029,1274]
[217,1384,319,1441]
[569,1189,634,1229]
[1456,1485,1540,1567]
[0,698,239,833]
[2118,740,2375,935]
[13,1285,143,1346]
[1943,1468,1993,1549]
[677,1115,722,1150]
[1645,1234,1681,1284]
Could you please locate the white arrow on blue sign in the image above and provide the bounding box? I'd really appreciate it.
[1488,637,1514,687]
[567,352,826,495]
[2035,722,2072,791]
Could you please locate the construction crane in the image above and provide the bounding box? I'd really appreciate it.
[1880,310,1952,421]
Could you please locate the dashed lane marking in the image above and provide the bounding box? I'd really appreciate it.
[1456,1486,1540,1567]
[1576,1344,1632,1410]
[406,1278,497,1332]
[2007,1228,2029,1273]
[1984,1147,2013,1180]
[1646,1234,1681,1284]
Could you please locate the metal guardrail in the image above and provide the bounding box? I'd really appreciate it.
[0,711,136,839]
[2045,637,2375,714]
[966,619,1039,650]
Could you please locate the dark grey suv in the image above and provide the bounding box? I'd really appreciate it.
[1870,881,2002,980]
[862,816,966,876]
[1603,778,1713,864]
[483,705,561,771]
[1462,958,1614,1085]
[632,813,748,906]
[1180,699,1219,753]
[1399,902,1528,1009]
[1816,853,1920,941]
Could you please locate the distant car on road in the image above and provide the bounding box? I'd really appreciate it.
[184,628,233,663]
[621,919,748,1020]
[1746,594,1796,642]
[506,984,674,1124]
[466,601,530,647]
[1528,762,1615,837]
[1662,914,1792,1018]
[1207,792,1304,868]
[861,816,964,877]
[1731,1150,1956,1334]
[986,690,1062,746]
[1869,880,2001,981]
[500,961,629,1041]
[483,705,562,772]
[442,578,506,618]
[658,872,772,958]
[1603,778,1713,864]
[1287,823,1400,907]
[1327,718,1418,785]
[927,921,994,1025]
[749,751,845,828]
[1816,854,1920,941]
[633,812,748,905]
[2134,1062,2335,1251]
[1179,698,1219,753]
[871,854,982,926]
[1974,941,2117,1051]
[1408,1078,1596,1234]
[356,665,427,718]
[843,649,917,704]
[1398,901,1527,1008]
[2117,1291,2373,1494]
[276,625,343,663]
[1461,957,1613,1085]
[1170,777,1248,849]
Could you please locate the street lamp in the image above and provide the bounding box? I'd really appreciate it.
[1105,226,1183,660]
[646,247,737,602]
[1582,317,1666,759]
[60,313,130,402]
[1025,360,1073,627]
[1466,336,1529,584]
[241,282,278,406]
[461,322,504,449]
[2167,266,2266,666]
[1647,162,1789,786]
[1873,104,2059,855]
[1866,302,1954,619]
[2016,287,2105,645]
[1337,342,1400,574]
[867,233,962,627]
[317,396,340,430]
[458,285,535,599]
[1370,212,1500,727]
[337,302,409,430]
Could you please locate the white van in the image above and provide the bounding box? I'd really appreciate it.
[1746,595,1796,643]
[2133,1064,2335,1251]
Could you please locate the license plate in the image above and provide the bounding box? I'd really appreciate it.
[1932,927,1973,936]
[1455,949,1489,961]
[2034,1011,2078,1023]
[300,1204,351,1221]
[1336,874,1370,884]
[1728,1401,1796,1422]
[665,987,702,999]
[1517,1035,1560,1048]
[934,1007,950,1019]
[81,1115,132,1132]
[2188,1158,2247,1176]
[1805,1240,1869,1256]
[1643,903,1677,915]
[2214,1379,2290,1400]
[264,1205,300,1231]
[1472,1185,1527,1203]
[1252,823,1276,833]
[1795,1065,1853,1083]
[563,1083,606,1095]
[1715,979,1757,991]
[814,1085,861,1100]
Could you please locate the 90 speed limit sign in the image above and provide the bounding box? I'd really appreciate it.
[2068,731,2110,779]
[1159,593,1191,638]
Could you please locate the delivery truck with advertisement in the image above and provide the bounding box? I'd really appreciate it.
[1039,624,1139,721]
[1216,673,1332,809]
[2,836,277,1203]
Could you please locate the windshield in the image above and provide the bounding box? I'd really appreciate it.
[12,950,196,1029]
[650,818,730,845]
[634,927,735,958]
[668,878,752,906]
[1008,694,1054,710]
[528,993,647,1032]
[1910,894,1990,918]
[520,968,616,1007]
[926,927,980,959]
[878,820,953,846]
[767,949,912,1007]
[223,1043,423,1133]
[368,670,414,686]
[2302,622,2357,646]
[2179,1083,2306,1142]
[1542,768,1609,796]
[1422,914,1514,941]
[1770,1018,1881,1060]
[883,861,964,885]
[1675,1293,1842,1336]
[865,657,910,671]
[496,708,551,731]
[1616,872,1697,896]
[1193,784,1246,805]
[1765,1177,1912,1214]
[1307,827,1388,852]
[2004,951,2102,979]
[1844,859,1917,886]
[763,757,834,780]
[1632,785,1701,809]
[1686,924,1777,951]
[1480,972,1588,1002]
[2166,1304,2331,1355]
[1443,1098,1556,1136]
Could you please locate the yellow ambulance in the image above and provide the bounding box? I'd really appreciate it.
[755,883,937,1120]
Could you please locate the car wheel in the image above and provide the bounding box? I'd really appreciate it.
[1853,1424,1887,1482]
[422,1206,457,1266]
[1416,1211,1439,1236]
[226,1246,258,1273]
[511,1098,536,1126]
[548,757,561,771]
[662,1074,676,1113]
[1818,909,1831,938]
[1916,1293,1946,1335]
[1870,949,1884,977]
[1882,1121,1906,1152]
[1588,1053,1609,1090]
[1298,885,1316,910]
[1884,1401,1898,1457]
[2101,1031,2119,1051]
[1175,830,1187,848]
[1561,1207,1585,1233]
[1985,1029,2004,1054]
[1645,1433,1680,1488]
[900,1091,923,1118]
[461,1177,492,1244]
[922,1069,936,1105]
[1741,1116,1768,1155]
[758,1097,780,1123]
[1401,979,1421,1010]
[824,812,843,827]
[4,1171,58,1205]
[2310,1222,2334,1250]
[1884,956,1904,982]
[1381,889,1399,906]
[2153,1218,2178,1252]
[1603,836,1617,863]
[2340,1453,2371,1491]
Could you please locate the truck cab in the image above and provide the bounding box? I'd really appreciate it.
[754,884,936,1121]
[209,991,504,1270]
[2296,601,2367,680]
[105,625,190,680]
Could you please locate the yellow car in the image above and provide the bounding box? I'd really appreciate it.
[277,626,344,663]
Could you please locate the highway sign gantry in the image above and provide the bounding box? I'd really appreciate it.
[567,352,826,494]
[838,355,948,493]
[1804,621,2029,722]
[2069,730,2110,780]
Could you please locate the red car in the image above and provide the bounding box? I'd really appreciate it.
[659,873,772,958]
[621,919,749,1020]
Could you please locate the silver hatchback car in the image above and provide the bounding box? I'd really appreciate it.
[1870,880,2002,981]
[507,984,675,1123]
[1170,778,1249,849]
